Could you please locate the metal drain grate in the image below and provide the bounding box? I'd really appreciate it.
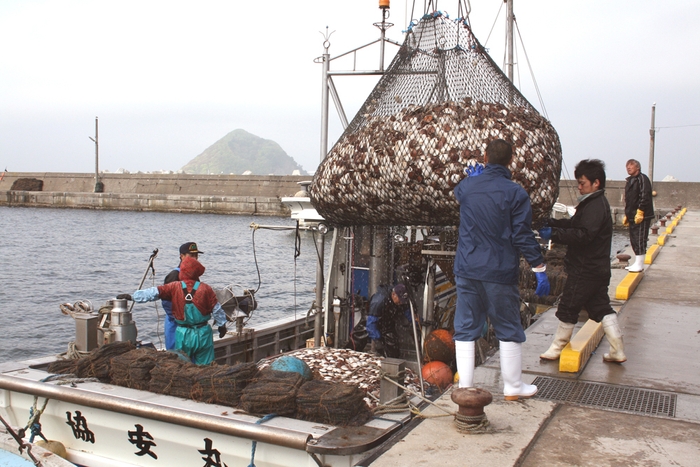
[532,376,676,417]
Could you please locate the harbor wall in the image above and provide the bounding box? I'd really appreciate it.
[2,172,700,218]
[0,172,312,216]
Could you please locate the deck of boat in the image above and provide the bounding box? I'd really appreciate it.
[366,209,700,466]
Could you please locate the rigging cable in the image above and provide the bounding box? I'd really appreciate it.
[482,0,504,49]
[249,226,263,295]
[294,220,303,320]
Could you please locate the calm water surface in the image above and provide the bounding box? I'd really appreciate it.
[0,206,629,364]
[0,207,326,363]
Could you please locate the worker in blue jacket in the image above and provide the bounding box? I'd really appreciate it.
[453,139,550,401]
[366,283,411,357]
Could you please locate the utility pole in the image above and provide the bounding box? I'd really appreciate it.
[89,117,103,192]
[648,103,656,186]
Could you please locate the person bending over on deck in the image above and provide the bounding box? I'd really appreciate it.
[161,241,205,350]
[623,159,654,272]
[366,283,412,358]
[453,139,550,401]
[538,159,626,364]
[118,256,228,365]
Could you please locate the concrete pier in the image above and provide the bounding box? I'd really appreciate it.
[365,210,700,466]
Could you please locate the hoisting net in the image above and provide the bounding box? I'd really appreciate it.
[310,12,562,227]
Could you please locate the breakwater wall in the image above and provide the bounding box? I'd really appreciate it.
[557,179,700,223]
[0,172,312,216]
[2,172,700,219]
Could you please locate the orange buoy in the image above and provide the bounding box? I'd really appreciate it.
[422,361,453,390]
[423,329,456,363]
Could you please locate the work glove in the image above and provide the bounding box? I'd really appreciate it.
[463,163,484,177]
[534,272,551,297]
[218,325,228,339]
[634,209,644,224]
[622,215,629,226]
[538,227,552,241]
[116,294,132,301]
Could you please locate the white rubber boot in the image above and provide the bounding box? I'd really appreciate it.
[540,321,575,360]
[499,341,537,400]
[625,255,645,272]
[455,340,475,388]
[602,313,627,363]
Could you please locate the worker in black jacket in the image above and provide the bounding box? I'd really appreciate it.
[538,159,626,364]
[623,159,654,272]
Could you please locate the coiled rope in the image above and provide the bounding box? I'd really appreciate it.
[379,374,493,433]
[22,374,100,445]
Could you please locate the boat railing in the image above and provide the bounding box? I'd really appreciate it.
[213,315,317,365]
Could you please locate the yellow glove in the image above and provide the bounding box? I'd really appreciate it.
[634,209,644,224]
[622,216,629,226]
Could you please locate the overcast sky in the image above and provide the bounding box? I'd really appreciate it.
[1,0,699,182]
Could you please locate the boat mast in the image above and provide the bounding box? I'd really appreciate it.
[314,1,400,346]
[505,0,514,82]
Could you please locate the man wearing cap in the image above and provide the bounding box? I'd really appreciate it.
[161,242,204,349]
[366,283,411,357]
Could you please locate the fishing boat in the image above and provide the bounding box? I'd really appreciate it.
[0,2,559,466]
[280,181,325,227]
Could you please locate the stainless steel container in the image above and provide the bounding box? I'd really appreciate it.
[109,299,138,343]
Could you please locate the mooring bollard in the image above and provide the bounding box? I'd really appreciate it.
[651,225,659,235]
[617,254,631,266]
[451,387,493,434]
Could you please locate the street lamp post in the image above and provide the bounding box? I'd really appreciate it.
[89,116,103,192]
[648,104,656,187]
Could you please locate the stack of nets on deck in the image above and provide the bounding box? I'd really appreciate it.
[47,341,136,382]
[48,343,258,407]
[239,369,372,426]
[310,11,561,227]
[45,344,406,426]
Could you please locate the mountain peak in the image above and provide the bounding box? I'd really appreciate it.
[181,129,307,175]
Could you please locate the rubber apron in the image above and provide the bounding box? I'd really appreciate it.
[174,281,215,365]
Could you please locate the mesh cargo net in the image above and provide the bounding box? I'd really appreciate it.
[310,12,562,227]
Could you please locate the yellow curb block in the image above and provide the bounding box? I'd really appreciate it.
[673,219,679,227]
[658,234,667,246]
[645,244,661,264]
[559,319,605,373]
[666,224,675,234]
[615,270,644,300]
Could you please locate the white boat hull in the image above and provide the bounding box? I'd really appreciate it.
[0,361,409,467]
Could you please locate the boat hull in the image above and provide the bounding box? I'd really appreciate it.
[0,363,410,467]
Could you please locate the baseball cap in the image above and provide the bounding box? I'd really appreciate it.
[179,242,204,255]
[393,283,408,304]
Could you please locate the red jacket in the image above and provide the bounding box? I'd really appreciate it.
[156,256,218,321]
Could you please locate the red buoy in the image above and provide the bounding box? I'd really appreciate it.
[423,329,456,364]
[422,361,454,390]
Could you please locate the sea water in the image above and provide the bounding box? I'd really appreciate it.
[0,206,326,363]
[0,206,630,364]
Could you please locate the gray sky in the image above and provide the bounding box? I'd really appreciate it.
[1,0,699,182]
